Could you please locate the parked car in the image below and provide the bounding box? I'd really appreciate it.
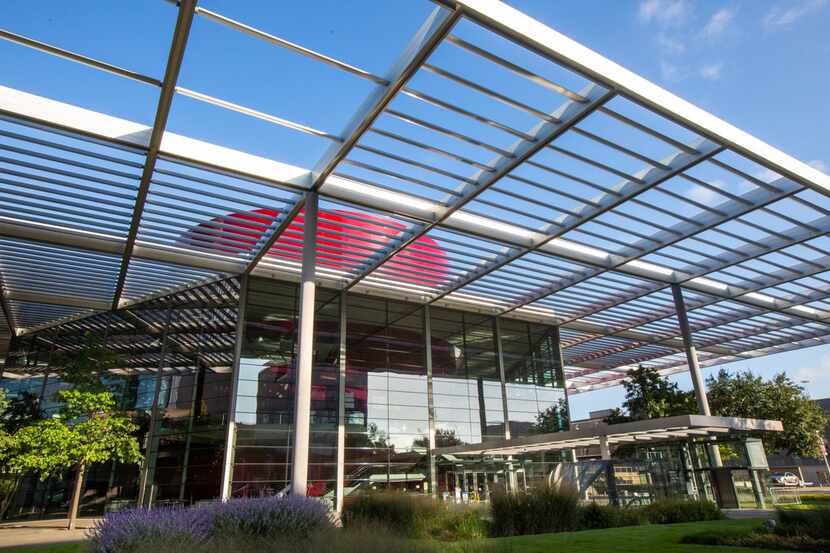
[769,472,801,487]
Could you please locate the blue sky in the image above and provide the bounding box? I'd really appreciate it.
[2,1,829,417]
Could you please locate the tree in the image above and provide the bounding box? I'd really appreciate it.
[7,389,142,529]
[53,338,120,393]
[412,428,464,449]
[707,369,828,457]
[607,365,696,423]
[530,398,570,434]
[0,389,20,518]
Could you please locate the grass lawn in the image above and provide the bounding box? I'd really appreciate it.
[4,545,85,553]
[6,519,780,553]
[495,519,776,553]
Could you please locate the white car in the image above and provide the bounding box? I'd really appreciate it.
[769,472,801,487]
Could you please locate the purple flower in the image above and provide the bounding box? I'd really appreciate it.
[209,495,333,539]
[89,505,212,553]
[89,496,333,552]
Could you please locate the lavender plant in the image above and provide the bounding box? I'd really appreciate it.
[209,495,334,539]
[89,496,334,553]
[89,505,212,553]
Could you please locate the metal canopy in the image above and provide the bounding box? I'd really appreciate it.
[1,0,829,393]
[435,414,784,456]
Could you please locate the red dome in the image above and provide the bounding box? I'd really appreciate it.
[185,208,449,286]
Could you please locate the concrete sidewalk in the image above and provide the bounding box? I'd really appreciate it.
[0,518,98,549]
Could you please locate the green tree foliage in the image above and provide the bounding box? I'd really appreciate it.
[531,398,570,433]
[707,369,828,457]
[606,365,696,423]
[53,338,119,392]
[2,389,142,528]
[0,389,19,518]
[412,428,464,449]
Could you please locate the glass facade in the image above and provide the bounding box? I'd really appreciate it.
[1,274,573,516]
[1,278,239,517]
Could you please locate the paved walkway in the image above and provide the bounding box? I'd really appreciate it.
[0,518,97,549]
[722,508,776,520]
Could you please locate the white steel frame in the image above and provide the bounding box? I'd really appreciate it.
[1,0,829,394]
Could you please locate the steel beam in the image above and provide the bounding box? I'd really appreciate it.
[671,284,711,416]
[111,0,197,310]
[345,84,614,291]
[0,218,243,274]
[507,175,797,314]
[0,276,15,335]
[437,138,721,304]
[442,0,830,196]
[243,6,461,275]
[5,290,109,311]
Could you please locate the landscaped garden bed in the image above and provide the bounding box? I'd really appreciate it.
[20,489,817,553]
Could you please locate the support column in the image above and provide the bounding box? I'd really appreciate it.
[291,192,319,496]
[670,284,711,416]
[424,304,437,497]
[599,436,611,460]
[494,317,510,440]
[671,284,721,466]
[495,317,517,491]
[335,292,347,513]
[553,326,578,467]
[220,274,249,501]
[750,470,766,509]
[138,307,174,507]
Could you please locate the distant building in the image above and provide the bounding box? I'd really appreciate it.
[768,398,830,485]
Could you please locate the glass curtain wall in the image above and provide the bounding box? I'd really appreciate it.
[229,278,341,500]
[0,278,239,518]
[430,308,505,447]
[3,273,570,516]
[226,277,568,502]
[344,295,428,494]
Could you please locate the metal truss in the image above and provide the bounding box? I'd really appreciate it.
[1,0,829,392]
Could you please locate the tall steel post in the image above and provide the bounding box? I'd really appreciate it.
[424,304,438,497]
[670,284,711,416]
[671,283,721,466]
[494,317,517,491]
[553,326,577,463]
[291,192,319,496]
[335,292,347,512]
[137,307,174,507]
[220,274,249,501]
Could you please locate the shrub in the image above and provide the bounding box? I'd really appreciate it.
[423,508,490,541]
[578,502,619,530]
[642,498,723,524]
[342,492,439,537]
[776,508,830,540]
[616,507,647,527]
[490,484,579,537]
[577,502,645,531]
[799,494,830,505]
[89,506,212,553]
[342,492,488,541]
[209,495,333,540]
[681,526,830,552]
[90,496,334,553]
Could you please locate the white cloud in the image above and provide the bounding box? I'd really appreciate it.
[809,159,828,173]
[702,7,736,37]
[688,185,720,205]
[791,355,830,392]
[660,59,685,82]
[763,0,828,30]
[657,32,686,55]
[699,62,724,80]
[639,0,691,26]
